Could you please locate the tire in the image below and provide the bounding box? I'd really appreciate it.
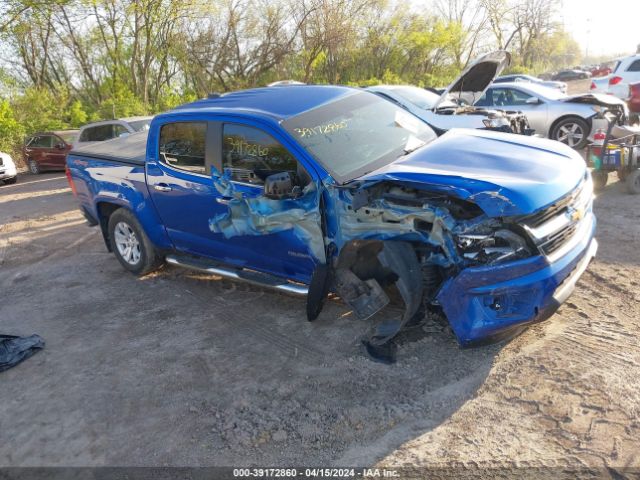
[28,159,40,174]
[3,177,17,184]
[107,208,164,275]
[551,117,590,150]
[592,170,608,191]
[626,169,640,195]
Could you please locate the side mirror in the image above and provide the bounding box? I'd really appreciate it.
[55,142,65,149]
[526,96,541,105]
[264,172,298,199]
[118,132,130,138]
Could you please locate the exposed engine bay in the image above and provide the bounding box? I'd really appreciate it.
[435,104,532,135]
[309,181,538,362]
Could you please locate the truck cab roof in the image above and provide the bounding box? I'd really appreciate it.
[171,85,358,121]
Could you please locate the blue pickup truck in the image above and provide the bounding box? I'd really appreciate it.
[67,85,597,360]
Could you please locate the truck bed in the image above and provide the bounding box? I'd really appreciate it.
[70,131,148,165]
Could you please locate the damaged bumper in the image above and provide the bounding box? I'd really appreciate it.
[437,211,597,346]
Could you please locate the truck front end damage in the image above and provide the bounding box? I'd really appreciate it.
[323,167,596,360]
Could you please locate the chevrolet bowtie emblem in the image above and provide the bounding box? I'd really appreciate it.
[568,206,584,222]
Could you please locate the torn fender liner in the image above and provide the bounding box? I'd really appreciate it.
[0,334,45,373]
[334,269,390,320]
[368,241,424,347]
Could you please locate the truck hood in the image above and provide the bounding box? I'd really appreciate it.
[356,129,586,217]
[434,50,511,110]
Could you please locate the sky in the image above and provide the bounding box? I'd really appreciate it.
[559,0,639,59]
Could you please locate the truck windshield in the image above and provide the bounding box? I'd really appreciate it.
[282,92,437,184]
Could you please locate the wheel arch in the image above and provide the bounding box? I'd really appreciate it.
[548,114,592,140]
[96,201,129,252]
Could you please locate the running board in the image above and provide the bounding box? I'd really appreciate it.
[165,254,308,296]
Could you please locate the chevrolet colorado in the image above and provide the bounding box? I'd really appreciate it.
[67,85,597,361]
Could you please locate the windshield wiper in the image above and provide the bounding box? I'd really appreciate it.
[402,141,427,156]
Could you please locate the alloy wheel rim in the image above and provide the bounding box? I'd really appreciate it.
[557,123,584,148]
[29,161,37,173]
[114,222,141,265]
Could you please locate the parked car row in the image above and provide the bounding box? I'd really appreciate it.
[364,51,629,151]
[17,117,152,177]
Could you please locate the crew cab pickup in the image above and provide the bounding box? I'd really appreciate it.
[67,85,597,361]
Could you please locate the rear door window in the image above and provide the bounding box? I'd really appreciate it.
[159,122,207,175]
[492,88,532,106]
[114,124,129,137]
[222,124,309,186]
[80,125,115,142]
[626,60,640,72]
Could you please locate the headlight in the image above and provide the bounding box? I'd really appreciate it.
[457,229,531,265]
[482,118,506,128]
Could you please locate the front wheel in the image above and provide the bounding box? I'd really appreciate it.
[107,208,164,275]
[551,117,590,149]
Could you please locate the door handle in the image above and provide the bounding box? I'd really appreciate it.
[154,183,172,192]
[216,196,234,205]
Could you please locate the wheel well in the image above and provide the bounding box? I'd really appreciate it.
[549,115,591,139]
[96,202,123,252]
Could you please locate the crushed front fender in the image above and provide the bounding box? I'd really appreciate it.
[437,212,597,346]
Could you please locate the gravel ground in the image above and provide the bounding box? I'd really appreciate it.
[1,152,638,473]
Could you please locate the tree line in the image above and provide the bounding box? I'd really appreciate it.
[0,0,581,160]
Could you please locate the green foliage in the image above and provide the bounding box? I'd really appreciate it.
[11,87,69,133]
[0,0,586,144]
[96,83,147,119]
[0,99,24,157]
[67,100,88,127]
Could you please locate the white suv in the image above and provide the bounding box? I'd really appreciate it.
[0,152,18,184]
[76,117,152,147]
[591,54,640,100]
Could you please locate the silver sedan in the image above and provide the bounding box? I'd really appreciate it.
[475,82,628,149]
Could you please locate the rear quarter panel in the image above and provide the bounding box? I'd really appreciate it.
[66,154,173,250]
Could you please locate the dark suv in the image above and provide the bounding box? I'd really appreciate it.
[23,130,78,174]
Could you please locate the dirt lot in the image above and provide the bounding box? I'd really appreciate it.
[0,170,639,475]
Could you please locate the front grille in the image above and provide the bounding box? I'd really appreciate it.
[521,179,585,228]
[519,175,592,259]
[539,223,578,256]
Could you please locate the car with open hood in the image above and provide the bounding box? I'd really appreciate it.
[475,81,629,149]
[367,51,531,135]
[66,85,597,362]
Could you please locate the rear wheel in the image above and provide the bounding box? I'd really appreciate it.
[592,170,608,191]
[626,169,640,195]
[551,117,590,149]
[28,159,40,174]
[107,208,164,275]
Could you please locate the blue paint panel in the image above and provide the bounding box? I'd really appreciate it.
[359,128,587,217]
[67,154,173,250]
